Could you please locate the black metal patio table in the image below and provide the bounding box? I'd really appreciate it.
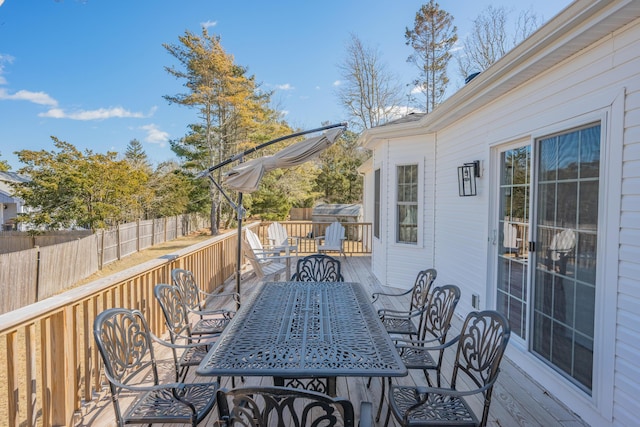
[196,281,407,396]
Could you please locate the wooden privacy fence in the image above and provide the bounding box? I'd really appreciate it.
[0,214,210,314]
[96,214,209,268]
[0,229,238,427]
[0,236,99,314]
[0,230,93,254]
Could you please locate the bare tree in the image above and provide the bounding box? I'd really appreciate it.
[336,34,404,131]
[457,6,541,81]
[405,0,458,113]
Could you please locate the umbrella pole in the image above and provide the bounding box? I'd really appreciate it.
[235,192,243,309]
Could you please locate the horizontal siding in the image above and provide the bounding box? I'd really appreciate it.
[617,17,640,423]
[382,136,434,288]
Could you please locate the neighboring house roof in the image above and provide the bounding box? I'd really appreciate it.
[360,0,640,146]
[0,171,29,184]
[0,193,14,204]
[0,171,29,204]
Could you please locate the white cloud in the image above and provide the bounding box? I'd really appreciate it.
[410,85,423,95]
[332,80,342,86]
[141,124,169,146]
[274,83,294,91]
[38,106,146,120]
[0,1,5,7]
[201,20,217,28]
[0,88,58,106]
[0,54,15,85]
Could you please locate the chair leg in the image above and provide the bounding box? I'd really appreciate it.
[375,376,389,422]
[383,396,392,427]
[423,369,433,387]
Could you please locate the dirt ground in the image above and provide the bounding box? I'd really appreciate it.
[75,228,219,286]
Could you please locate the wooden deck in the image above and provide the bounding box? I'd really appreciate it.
[75,256,588,426]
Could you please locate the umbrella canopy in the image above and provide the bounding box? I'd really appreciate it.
[224,127,343,193]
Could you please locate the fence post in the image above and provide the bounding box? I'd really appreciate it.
[116,224,121,260]
[136,218,140,252]
[34,245,41,303]
[99,229,105,270]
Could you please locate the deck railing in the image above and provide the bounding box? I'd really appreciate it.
[254,221,372,255]
[0,221,372,426]
[0,229,238,427]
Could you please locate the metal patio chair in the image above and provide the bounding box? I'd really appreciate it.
[93,307,218,426]
[376,284,461,421]
[291,253,344,282]
[171,268,238,335]
[383,310,511,427]
[215,386,373,427]
[372,268,438,339]
[154,283,218,381]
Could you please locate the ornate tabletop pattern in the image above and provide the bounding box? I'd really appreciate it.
[197,282,406,379]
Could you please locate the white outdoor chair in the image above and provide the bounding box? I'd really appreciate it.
[315,221,346,258]
[503,221,521,256]
[267,222,299,256]
[243,228,289,280]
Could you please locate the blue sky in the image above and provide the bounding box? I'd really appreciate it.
[0,0,572,170]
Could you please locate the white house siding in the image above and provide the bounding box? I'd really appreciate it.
[437,20,640,426]
[360,7,640,426]
[369,135,435,289]
[616,21,640,427]
[370,142,388,283]
[431,122,491,314]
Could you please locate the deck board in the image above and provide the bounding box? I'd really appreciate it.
[75,255,588,426]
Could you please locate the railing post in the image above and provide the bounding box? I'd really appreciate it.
[6,331,18,427]
[48,307,76,426]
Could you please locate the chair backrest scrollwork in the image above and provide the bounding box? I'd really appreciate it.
[451,310,511,426]
[172,268,204,314]
[216,386,357,427]
[292,254,344,282]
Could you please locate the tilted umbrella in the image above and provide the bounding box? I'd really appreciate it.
[224,127,343,193]
[197,124,346,303]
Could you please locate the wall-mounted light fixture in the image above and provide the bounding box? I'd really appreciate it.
[458,160,480,197]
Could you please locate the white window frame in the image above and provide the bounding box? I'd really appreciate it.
[393,161,423,247]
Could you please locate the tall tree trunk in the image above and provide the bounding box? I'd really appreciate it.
[209,185,219,235]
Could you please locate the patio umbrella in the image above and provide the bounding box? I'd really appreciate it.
[224,127,343,193]
[197,123,347,304]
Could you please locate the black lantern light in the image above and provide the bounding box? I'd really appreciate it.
[458,161,480,196]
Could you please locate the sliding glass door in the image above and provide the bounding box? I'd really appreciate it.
[495,123,600,393]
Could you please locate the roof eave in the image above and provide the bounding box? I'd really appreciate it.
[360,0,640,147]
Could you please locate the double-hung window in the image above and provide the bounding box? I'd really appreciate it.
[396,164,418,244]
